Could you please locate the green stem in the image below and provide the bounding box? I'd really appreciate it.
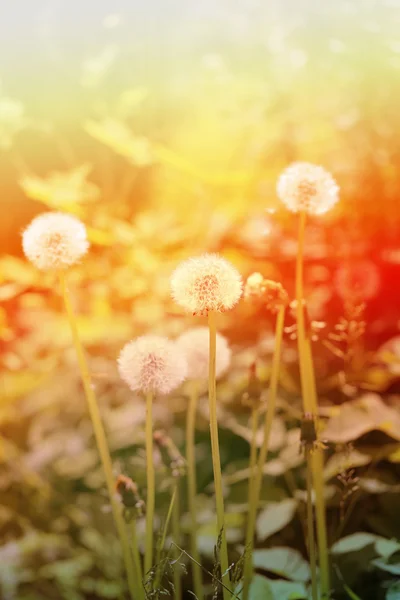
[294,210,330,598]
[172,483,182,600]
[186,381,204,599]
[242,305,286,600]
[130,518,144,594]
[145,390,155,575]
[306,448,318,600]
[296,210,313,414]
[154,483,177,591]
[59,272,140,600]
[306,341,330,598]
[208,310,231,600]
[248,405,260,508]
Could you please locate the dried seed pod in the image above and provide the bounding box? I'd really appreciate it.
[115,474,145,522]
[244,274,289,314]
[153,430,186,478]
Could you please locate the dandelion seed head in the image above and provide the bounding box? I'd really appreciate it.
[22,212,89,271]
[277,162,339,215]
[117,335,187,395]
[176,326,231,381]
[171,253,242,315]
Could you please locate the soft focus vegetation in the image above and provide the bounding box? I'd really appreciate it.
[1,1,400,599]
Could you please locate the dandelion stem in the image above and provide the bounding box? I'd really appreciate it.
[154,482,177,591]
[208,309,231,600]
[295,210,313,414]
[305,447,318,600]
[306,340,330,598]
[145,390,155,575]
[248,404,260,507]
[186,380,204,599]
[129,518,144,594]
[295,211,330,598]
[242,304,285,600]
[58,272,141,600]
[172,483,182,600]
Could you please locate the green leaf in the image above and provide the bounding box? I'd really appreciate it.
[266,579,308,600]
[233,575,274,600]
[252,547,310,582]
[256,499,297,541]
[372,558,400,576]
[323,394,400,443]
[248,575,274,600]
[386,581,400,600]
[375,537,400,559]
[331,532,400,557]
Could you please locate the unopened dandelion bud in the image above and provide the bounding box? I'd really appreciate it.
[242,362,263,409]
[118,335,187,395]
[153,430,186,478]
[22,211,89,271]
[263,280,289,313]
[244,272,265,299]
[171,253,242,315]
[115,474,145,522]
[300,413,317,451]
[277,162,339,215]
[176,326,231,381]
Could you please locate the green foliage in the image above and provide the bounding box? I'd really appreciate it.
[251,547,310,582]
[255,500,298,541]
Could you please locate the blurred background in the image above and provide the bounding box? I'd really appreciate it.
[1,3,400,599]
[1,0,400,348]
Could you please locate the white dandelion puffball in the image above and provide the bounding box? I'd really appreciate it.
[171,253,243,314]
[277,162,339,215]
[22,212,89,271]
[176,327,231,381]
[118,335,188,395]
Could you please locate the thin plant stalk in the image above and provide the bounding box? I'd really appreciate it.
[58,272,141,600]
[295,211,330,598]
[242,304,286,600]
[154,483,177,591]
[295,210,313,414]
[130,518,144,594]
[305,448,318,600]
[306,340,330,597]
[172,484,182,600]
[248,404,261,505]
[145,390,155,575]
[186,380,203,599]
[208,309,231,600]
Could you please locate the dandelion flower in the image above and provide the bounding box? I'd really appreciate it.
[277,162,339,215]
[176,327,231,380]
[118,335,187,395]
[171,253,242,315]
[22,212,89,271]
